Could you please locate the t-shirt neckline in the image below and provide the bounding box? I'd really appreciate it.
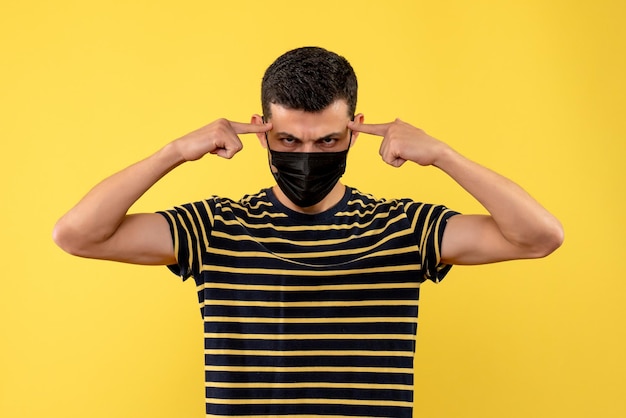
[266,186,353,222]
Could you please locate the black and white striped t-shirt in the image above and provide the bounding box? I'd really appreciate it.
[158,186,458,418]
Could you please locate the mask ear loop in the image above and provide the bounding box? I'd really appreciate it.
[262,115,273,152]
[262,115,279,178]
[347,115,354,149]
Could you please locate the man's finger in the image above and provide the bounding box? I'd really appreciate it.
[348,121,390,137]
[230,121,273,135]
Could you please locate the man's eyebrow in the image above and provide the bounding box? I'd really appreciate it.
[274,132,301,140]
[274,131,346,141]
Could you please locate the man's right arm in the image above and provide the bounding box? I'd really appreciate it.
[52,118,272,265]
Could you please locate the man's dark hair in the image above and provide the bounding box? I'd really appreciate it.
[261,46,358,119]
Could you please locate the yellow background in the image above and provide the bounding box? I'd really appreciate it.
[1,1,624,417]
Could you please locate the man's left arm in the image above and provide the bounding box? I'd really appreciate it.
[435,148,564,264]
[348,119,564,265]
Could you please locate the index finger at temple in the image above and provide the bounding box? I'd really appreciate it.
[230,120,273,135]
[348,121,390,137]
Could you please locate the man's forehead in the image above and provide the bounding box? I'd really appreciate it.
[268,102,350,133]
[268,100,350,119]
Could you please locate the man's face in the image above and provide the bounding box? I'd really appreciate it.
[258,100,362,153]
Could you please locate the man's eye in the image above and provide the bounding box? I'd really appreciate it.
[281,137,296,144]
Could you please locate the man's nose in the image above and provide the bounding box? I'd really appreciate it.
[300,142,317,153]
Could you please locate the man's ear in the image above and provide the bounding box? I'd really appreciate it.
[251,114,268,148]
[350,113,365,147]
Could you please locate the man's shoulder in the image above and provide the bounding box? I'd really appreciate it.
[222,188,282,217]
[158,189,273,217]
[346,187,414,209]
[345,187,456,219]
[186,188,273,208]
[238,188,273,206]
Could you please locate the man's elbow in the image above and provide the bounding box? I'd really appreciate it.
[527,220,565,258]
[52,218,97,258]
[52,219,78,256]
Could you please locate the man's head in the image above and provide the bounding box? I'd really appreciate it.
[254,47,363,212]
[261,46,358,119]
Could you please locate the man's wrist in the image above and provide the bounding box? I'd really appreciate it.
[159,141,188,167]
[432,143,458,170]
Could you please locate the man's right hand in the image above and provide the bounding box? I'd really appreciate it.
[173,119,273,162]
[53,118,272,266]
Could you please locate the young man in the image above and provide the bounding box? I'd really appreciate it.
[54,47,563,417]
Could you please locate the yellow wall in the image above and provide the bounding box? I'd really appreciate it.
[2,1,624,417]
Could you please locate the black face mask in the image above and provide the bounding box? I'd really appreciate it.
[266,133,351,208]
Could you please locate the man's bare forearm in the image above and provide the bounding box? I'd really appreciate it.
[53,119,272,262]
[53,142,184,254]
[347,118,563,263]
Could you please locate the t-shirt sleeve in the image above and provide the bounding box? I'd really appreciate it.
[408,202,460,283]
[156,199,214,281]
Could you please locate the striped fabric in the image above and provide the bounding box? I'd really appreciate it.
[158,187,458,418]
